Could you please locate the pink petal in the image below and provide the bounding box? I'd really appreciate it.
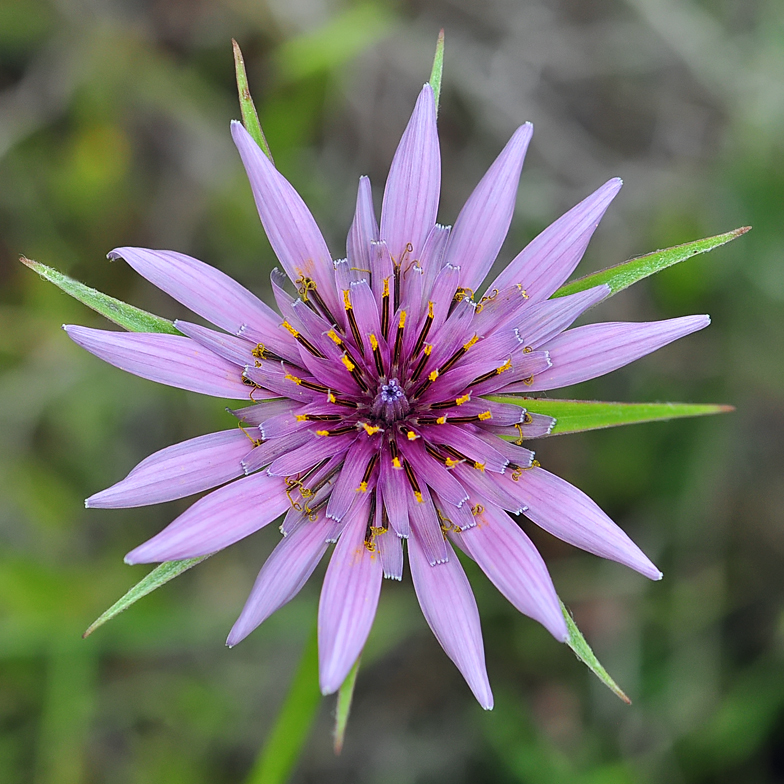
[125,473,290,563]
[446,124,533,291]
[458,504,567,641]
[326,436,379,522]
[517,467,662,579]
[514,285,609,349]
[487,178,622,302]
[227,518,331,646]
[397,438,469,509]
[379,451,409,538]
[64,326,255,399]
[374,490,404,579]
[347,176,379,276]
[86,429,253,508]
[267,432,357,477]
[108,247,284,340]
[525,315,710,391]
[174,320,255,366]
[380,84,440,264]
[231,121,341,320]
[407,489,449,565]
[409,532,493,709]
[418,423,508,473]
[318,497,383,694]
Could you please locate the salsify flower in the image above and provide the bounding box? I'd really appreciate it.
[65,82,708,709]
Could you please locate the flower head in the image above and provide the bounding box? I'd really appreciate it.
[65,82,708,708]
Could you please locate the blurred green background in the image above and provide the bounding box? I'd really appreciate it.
[1,0,783,782]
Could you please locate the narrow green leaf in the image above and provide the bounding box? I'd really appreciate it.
[487,397,733,436]
[83,557,209,638]
[246,623,321,784]
[333,655,360,755]
[21,256,179,335]
[429,29,445,113]
[552,226,750,299]
[232,39,274,164]
[561,600,630,703]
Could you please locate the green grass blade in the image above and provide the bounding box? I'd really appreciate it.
[246,623,321,784]
[83,557,209,638]
[429,29,445,113]
[333,655,360,755]
[561,601,630,703]
[552,226,750,299]
[487,397,733,436]
[232,39,274,164]
[21,257,179,335]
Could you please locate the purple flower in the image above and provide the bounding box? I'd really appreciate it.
[65,83,708,709]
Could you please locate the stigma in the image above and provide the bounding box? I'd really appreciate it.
[370,377,411,423]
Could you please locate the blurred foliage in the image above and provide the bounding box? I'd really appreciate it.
[1,0,784,783]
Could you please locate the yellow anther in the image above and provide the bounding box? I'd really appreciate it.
[423,344,432,355]
[326,329,342,345]
[436,415,447,425]
[414,490,423,503]
[428,369,439,383]
[343,289,352,309]
[478,410,492,421]
[523,345,533,354]
[516,284,529,299]
[474,462,486,472]
[392,457,402,469]
[281,320,299,338]
[463,334,479,351]
[327,391,336,403]
[498,358,513,374]
[455,393,471,406]
[251,343,267,359]
[340,354,356,372]
[382,278,390,297]
[369,333,378,350]
[513,423,525,445]
[480,289,499,304]
[427,301,434,317]
[238,423,263,448]
[445,457,459,468]
[361,423,382,436]
[399,310,407,327]
[315,429,330,436]
[471,504,484,516]
[407,430,418,440]
[521,375,534,386]
[285,373,302,385]
[358,481,368,493]
[511,468,523,481]
[295,414,308,422]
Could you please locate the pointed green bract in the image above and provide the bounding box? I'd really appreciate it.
[561,601,630,703]
[553,226,750,299]
[245,625,321,784]
[333,655,360,755]
[233,39,274,164]
[83,556,209,638]
[488,397,733,436]
[21,257,179,335]
[429,29,445,113]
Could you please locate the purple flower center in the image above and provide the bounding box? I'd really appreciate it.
[370,377,411,423]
